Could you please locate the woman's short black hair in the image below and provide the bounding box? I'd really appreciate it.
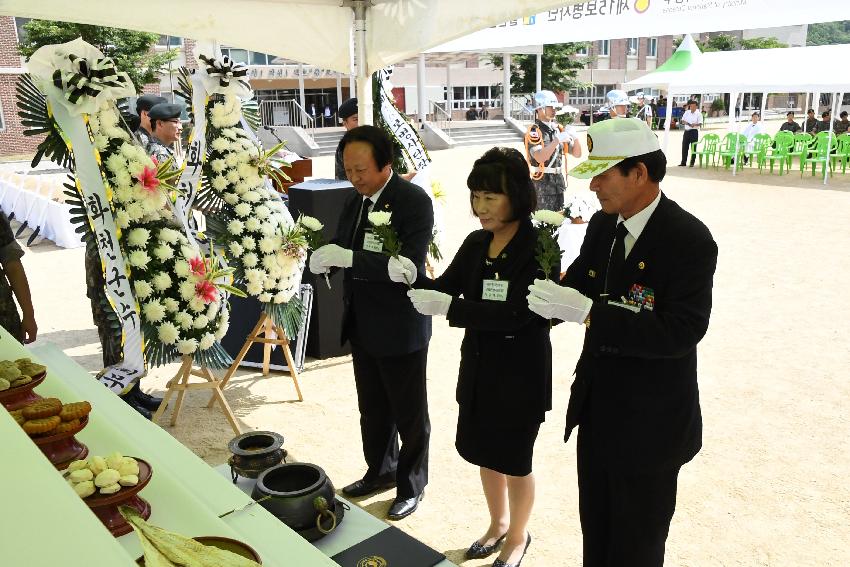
[466,147,536,220]
[338,125,393,169]
[613,149,667,183]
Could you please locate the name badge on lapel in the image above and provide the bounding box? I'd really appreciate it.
[362,231,383,253]
[482,279,509,302]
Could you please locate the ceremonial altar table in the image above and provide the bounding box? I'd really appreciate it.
[0,327,337,567]
[0,176,83,248]
[558,221,589,273]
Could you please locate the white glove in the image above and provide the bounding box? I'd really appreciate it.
[526,278,592,323]
[556,130,574,144]
[407,289,452,317]
[388,255,417,284]
[309,244,353,274]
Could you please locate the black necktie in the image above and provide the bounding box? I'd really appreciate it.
[605,222,629,294]
[350,197,372,249]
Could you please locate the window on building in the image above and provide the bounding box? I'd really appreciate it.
[14,17,30,42]
[627,38,639,56]
[157,36,183,48]
[220,47,250,64]
[446,85,497,109]
[576,45,589,56]
[598,40,610,56]
[251,52,271,66]
[648,37,658,58]
[568,84,616,108]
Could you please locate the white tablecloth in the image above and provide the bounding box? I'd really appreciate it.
[0,179,83,248]
[558,222,589,273]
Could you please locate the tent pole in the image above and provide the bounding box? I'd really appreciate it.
[446,63,452,121]
[727,90,738,134]
[536,52,542,93]
[824,91,842,186]
[417,54,427,129]
[298,63,306,122]
[662,92,674,156]
[336,73,342,119]
[503,53,511,121]
[760,91,767,119]
[352,0,372,125]
[732,92,742,177]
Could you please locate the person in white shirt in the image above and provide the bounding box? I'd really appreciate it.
[679,100,702,167]
[740,112,765,164]
[635,93,653,128]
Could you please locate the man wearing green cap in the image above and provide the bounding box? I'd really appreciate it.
[526,118,717,567]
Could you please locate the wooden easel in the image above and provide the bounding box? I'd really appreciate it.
[212,311,303,404]
[152,356,241,435]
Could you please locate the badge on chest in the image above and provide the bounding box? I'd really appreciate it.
[362,231,383,253]
[482,278,509,302]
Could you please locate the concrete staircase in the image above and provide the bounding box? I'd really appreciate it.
[444,121,525,147]
[312,129,345,156]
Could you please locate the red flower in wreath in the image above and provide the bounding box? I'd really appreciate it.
[194,280,217,304]
[188,257,207,278]
[137,165,160,193]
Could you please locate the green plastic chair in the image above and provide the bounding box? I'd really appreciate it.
[801,134,837,178]
[689,133,720,168]
[743,133,772,168]
[829,133,850,174]
[718,133,746,169]
[788,133,814,170]
[761,133,794,175]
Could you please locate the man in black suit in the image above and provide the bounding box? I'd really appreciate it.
[527,118,717,566]
[309,125,434,520]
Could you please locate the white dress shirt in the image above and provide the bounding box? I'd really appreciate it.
[681,109,702,131]
[616,189,662,258]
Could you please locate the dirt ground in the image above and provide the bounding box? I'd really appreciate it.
[11,121,850,566]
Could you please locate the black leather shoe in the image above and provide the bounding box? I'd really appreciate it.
[387,491,423,521]
[120,392,152,420]
[131,382,164,413]
[465,534,506,559]
[341,476,397,498]
[492,533,531,567]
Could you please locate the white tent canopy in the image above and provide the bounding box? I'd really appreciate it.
[623,34,701,92]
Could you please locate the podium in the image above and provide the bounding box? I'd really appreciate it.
[287,179,355,359]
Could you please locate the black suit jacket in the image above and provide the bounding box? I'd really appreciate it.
[332,173,434,358]
[418,220,553,428]
[562,193,718,473]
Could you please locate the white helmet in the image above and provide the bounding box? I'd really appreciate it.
[532,90,561,111]
[606,89,630,118]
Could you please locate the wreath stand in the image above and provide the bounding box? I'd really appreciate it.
[152,356,241,435]
[213,311,303,404]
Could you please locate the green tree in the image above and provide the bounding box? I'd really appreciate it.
[701,33,739,52]
[740,37,788,50]
[675,33,787,52]
[807,21,850,45]
[490,43,590,94]
[18,20,176,91]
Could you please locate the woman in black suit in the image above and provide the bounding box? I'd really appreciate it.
[388,147,552,567]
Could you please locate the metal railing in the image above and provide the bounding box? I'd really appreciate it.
[509,94,535,122]
[258,99,316,140]
[429,100,453,133]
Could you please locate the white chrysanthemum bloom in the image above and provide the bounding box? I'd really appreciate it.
[246,144,260,158]
[189,297,206,312]
[133,280,153,299]
[199,333,216,351]
[228,242,244,257]
[227,220,245,235]
[126,160,144,177]
[234,202,252,218]
[274,288,295,303]
[113,185,133,204]
[253,205,271,220]
[128,250,150,268]
[236,162,253,179]
[157,322,179,345]
[214,320,230,340]
[245,217,261,232]
[229,140,244,153]
[126,202,145,221]
[368,211,392,227]
[276,252,299,276]
[211,175,229,191]
[178,280,196,300]
[153,244,174,262]
[258,237,277,254]
[242,252,259,268]
[210,159,226,173]
[259,222,277,237]
[241,190,260,203]
[233,181,249,195]
[221,128,237,140]
[115,210,131,229]
[158,227,180,244]
[120,143,137,159]
[108,127,130,142]
[258,292,272,303]
[532,209,566,227]
[177,338,198,355]
[163,297,179,312]
[261,253,278,271]
[246,281,264,296]
[223,193,239,205]
[299,215,323,232]
[105,153,127,174]
[113,170,133,189]
[152,272,173,291]
[100,107,119,127]
[180,244,198,260]
[127,228,150,248]
[224,154,238,168]
[174,260,191,278]
[94,134,109,151]
[244,268,265,283]
[211,137,230,152]
[206,301,220,321]
[241,236,256,250]
[142,300,166,323]
[226,170,241,184]
[193,314,210,329]
[245,173,262,187]
[175,311,193,330]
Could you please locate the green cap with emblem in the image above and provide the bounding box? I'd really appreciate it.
[568,117,660,179]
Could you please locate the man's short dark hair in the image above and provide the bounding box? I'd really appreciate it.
[752,112,760,118]
[808,109,815,114]
[841,111,848,118]
[339,125,393,170]
[787,111,795,117]
[467,147,536,220]
[613,149,667,183]
[822,111,831,118]
[687,100,698,107]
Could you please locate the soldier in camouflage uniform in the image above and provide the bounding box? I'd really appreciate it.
[525,90,582,212]
[145,103,184,166]
[335,98,359,180]
[0,214,37,343]
[133,94,166,148]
